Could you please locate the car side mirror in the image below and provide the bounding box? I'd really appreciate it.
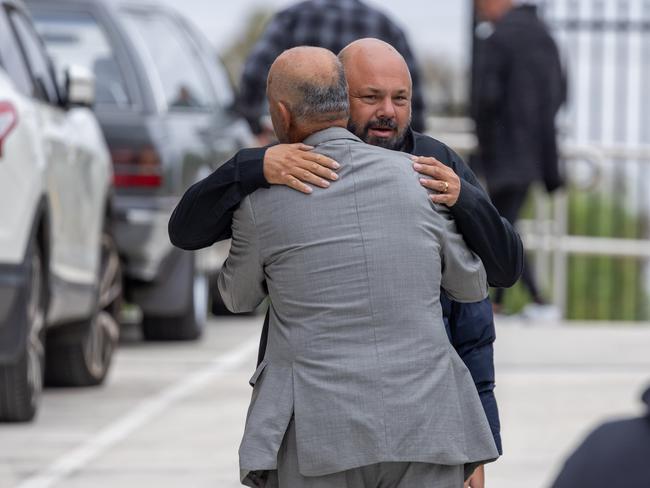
[65,65,95,107]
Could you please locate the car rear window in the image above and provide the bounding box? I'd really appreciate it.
[118,9,215,112]
[32,11,131,108]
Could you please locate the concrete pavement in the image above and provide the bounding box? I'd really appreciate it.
[490,319,650,487]
[1,314,648,488]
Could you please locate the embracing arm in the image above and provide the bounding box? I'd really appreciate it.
[168,144,339,251]
[414,141,523,288]
[447,147,524,288]
[168,147,268,250]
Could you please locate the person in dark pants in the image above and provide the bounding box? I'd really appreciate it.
[471,0,566,315]
[551,385,650,488]
[236,0,427,138]
[490,187,543,307]
[170,39,524,488]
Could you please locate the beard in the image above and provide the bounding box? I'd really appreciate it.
[348,117,409,151]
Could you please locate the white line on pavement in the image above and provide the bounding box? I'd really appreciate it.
[15,337,260,488]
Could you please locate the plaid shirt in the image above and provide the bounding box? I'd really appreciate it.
[236,0,426,133]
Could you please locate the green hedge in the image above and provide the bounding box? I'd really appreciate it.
[497,188,650,321]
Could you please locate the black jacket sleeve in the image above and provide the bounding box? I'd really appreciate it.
[168,147,269,250]
[446,145,524,288]
[413,133,524,287]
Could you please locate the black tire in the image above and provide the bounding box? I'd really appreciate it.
[45,231,122,386]
[0,243,46,422]
[141,270,208,341]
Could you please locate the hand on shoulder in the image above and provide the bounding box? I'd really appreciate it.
[263,143,340,194]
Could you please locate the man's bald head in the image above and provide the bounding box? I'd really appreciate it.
[338,39,412,150]
[339,38,411,87]
[266,47,349,143]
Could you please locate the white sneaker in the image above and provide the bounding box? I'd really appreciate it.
[521,303,562,322]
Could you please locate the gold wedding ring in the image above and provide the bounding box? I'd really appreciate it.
[442,181,449,193]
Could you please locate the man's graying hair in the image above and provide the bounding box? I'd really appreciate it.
[290,62,349,122]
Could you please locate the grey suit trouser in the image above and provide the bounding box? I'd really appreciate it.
[255,419,465,488]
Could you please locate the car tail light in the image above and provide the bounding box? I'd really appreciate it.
[111,145,163,188]
[0,101,18,159]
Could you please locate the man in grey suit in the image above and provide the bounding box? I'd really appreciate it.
[218,47,499,488]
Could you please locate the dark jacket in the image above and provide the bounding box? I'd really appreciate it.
[551,386,650,488]
[471,5,566,193]
[168,130,518,454]
[404,131,523,288]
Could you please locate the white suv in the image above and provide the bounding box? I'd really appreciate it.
[0,0,121,422]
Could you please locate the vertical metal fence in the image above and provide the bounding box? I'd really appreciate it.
[535,0,650,320]
[470,0,650,321]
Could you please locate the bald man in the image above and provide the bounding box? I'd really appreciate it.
[170,38,515,487]
[235,0,427,136]
[217,46,498,488]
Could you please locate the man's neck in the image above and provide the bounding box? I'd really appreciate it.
[290,120,348,143]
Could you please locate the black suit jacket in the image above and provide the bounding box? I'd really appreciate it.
[472,6,566,193]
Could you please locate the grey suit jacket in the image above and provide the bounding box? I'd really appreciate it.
[218,127,499,481]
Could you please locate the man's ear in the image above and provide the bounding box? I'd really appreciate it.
[277,101,292,136]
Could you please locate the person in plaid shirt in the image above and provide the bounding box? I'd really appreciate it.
[236,0,426,136]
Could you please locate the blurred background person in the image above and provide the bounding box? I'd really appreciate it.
[471,0,566,318]
[235,0,426,143]
[550,384,650,488]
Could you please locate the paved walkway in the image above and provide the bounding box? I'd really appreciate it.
[1,315,648,488]
[490,318,650,487]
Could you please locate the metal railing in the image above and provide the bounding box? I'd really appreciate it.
[428,116,650,320]
[523,144,650,318]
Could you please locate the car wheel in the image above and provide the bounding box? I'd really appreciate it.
[0,243,46,422]
[141,269,208,341]
[45,231,122,386]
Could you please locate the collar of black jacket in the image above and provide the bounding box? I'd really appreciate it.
[401,126,416,154]
[401,126,444,158]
